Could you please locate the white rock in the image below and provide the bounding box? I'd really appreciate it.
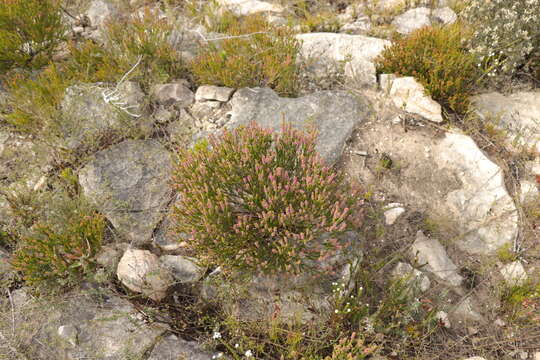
[390,77,443,123]
[58,325,78,347]
[435,311,451,328]
[392,7,431,35]
[392,262,431,292]
[340,15,371,34]
[520,180,538,203]
[86,0,118,28]
[431,7,457,24]
[159,255,204,283]
[410,231,463,287]
[452,296,484,323]
[384,203,406,225]
[473,92,540,153]
[296,33,391,87]
[435,133,518,254]
[117,249,174,301]
[216,0,284,16]
[195,85,235,102]
[501,261,527,285]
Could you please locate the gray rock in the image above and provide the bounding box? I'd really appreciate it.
[410,231,463,287]
[79,140,172,245]
[86,0,119,28]
[340,15,372,34]
[152,82,195,108]
[7,289,165,360]
[159,255,204,283]
[451,296,484,323]
[95,243,128,271]
[195,85,235,102]
[389,76,443,123]
[500,261,527,285]
[392,262,430,292]
[296,33,391,88]
[59,82,146,150]
[431,7,457,25]
[147,334,213,360]
[473,92,540,153]
[117,248,174,301]
[202,231,363,324]
[216,0,284,16]
[227,87,371,164]
[392,7,432,35]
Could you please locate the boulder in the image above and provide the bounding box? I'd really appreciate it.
[227,87,371,164]
[59,82,146,149]
[472,92,540,153]
[117,248,174,301]
[389,76,443,123]
[147,334,214,360]
[79,140,173,245]
[392,7,432,35]
[296,33,391,87]
[410,231,463,287]
[152,82,195,108]
[195,85,235,102]
[216,0,284,16]
[431,7,458,25]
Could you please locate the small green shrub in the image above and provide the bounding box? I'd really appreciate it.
[189,14,300,97]
[0,0,65,73]
[10,196,104,289]
[463,0,540,81]
[323,333,377,360]
[375,23,480,114]
[172,123,360,274]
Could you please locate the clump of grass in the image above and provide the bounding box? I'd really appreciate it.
[189,14,300,97]
[375,23,481,115]
[172,122,361,275]
[0,0,65,73]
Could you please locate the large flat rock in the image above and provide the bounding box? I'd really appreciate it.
[79,140,172,245]
[227,87,371,164]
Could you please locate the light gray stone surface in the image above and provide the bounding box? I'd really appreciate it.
[392,7,432,35]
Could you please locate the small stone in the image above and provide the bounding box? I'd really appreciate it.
[195,85,235,102]
[436,311,451,328]
[73,26,84,34]
[501,261,527,285]
[494,318,506,327]
[159,255,204,283]
[384,203,406,225]
[392,262,430,292]
[452,296,484,323]
[392,7,431,35]
[520,180,538,203]
[390,77,443,123]
[519,351,528,360]
[58,325,78,347]
[410,231,463,287]
[153,107,175,124]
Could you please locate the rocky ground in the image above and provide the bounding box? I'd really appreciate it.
[0,0,539,359]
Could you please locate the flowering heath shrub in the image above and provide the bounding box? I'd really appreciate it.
[376,24,480,115]
[172,123,360,274]
[463,0,540,80]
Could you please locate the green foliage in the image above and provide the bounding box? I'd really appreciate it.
[292,1,343,33]
[11,208,104,289]
[189,14,300,97]
[172,122,360,275]
[375,23,481,114]
[463,0,540,81]
[0,0,65,73]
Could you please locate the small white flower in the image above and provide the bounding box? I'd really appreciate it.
[213,332,222,339]
[334,309,339,314]
[245,350,253,357]
[235,343,240,348]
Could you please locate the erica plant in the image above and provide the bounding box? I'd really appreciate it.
[172,122,361,275]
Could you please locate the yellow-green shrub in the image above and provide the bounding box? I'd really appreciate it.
[0,0,65,73]
[375,23,480,115]
[190,14,300,97]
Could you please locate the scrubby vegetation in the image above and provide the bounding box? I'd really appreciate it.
[172,123,360,274]
[0,0,65,73]
[0,0,539,359]
[376,23,481,114]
